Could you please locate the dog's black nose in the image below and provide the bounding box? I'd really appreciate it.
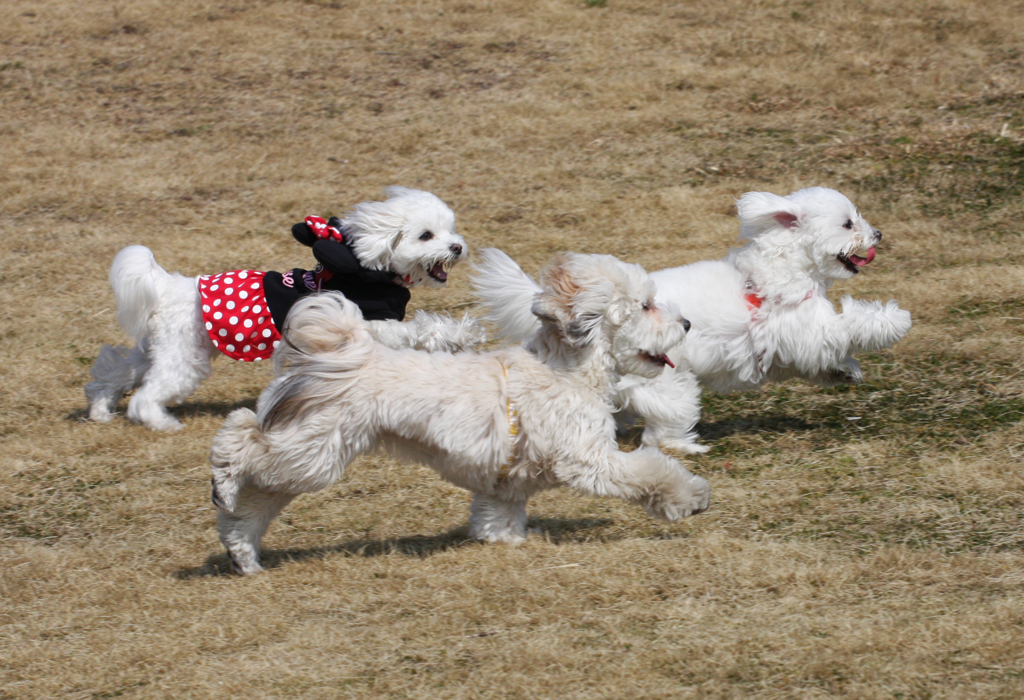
[874,229,882,242]
[450,243,463,256]
[682,318,691,333]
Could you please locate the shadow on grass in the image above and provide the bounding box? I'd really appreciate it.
[170,398,258,420]
[64,398,258,425]
[617,412,818,449]
[174,517,617,579]
[697,413,818,441]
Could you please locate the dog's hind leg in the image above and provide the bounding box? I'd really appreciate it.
[468,494,529,544]
[85,341,151,422]
[217,486,296,575]
[127,344,210,431]
[623,369,709,454]
[126,299,213,431]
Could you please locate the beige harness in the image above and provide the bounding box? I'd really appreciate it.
[497,364,520,480]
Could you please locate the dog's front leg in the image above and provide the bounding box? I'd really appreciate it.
[770,298,907,379]
[618,369,709,454]
[368,311,487,353]
[562,447,711,522]
[838,295,913,353]
[366,319,419,349]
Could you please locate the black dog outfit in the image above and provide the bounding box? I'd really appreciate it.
[198,216,411,362]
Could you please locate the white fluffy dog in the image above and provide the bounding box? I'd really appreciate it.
[86,187,484,431]
[473,187,913,453]
[209,254,711,574]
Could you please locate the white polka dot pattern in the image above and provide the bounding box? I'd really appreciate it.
[197,270,281,362]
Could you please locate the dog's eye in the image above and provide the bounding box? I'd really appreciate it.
[419,231,434,241]
[642,301,653,311]
[843,219,854,229]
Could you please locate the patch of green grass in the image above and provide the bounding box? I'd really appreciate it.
[946,295,1024,320]
[856,135,1024,219]
[695,353,1023,459]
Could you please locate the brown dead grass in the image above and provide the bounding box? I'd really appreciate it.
[2,0,1024,697]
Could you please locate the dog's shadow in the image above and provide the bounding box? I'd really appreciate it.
[174,517,617,579]
[65,398,258,425]
[617,413,819,448]
[697,413,819,441]
[170,398,258,420]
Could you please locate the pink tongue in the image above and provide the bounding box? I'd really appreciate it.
[662,354,675,369]
[430,263,448,281]
[850,247,876,266]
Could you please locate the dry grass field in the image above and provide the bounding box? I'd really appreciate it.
[2,0,1023,697]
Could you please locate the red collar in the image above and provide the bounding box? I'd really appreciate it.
[745,290,816,310]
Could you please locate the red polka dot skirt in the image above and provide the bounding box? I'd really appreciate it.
[198,270,281,362]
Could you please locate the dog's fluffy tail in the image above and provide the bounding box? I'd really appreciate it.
[471,248,543,343]
[272,291,374,373]
[109,245,172,341]
[259,292,375,431]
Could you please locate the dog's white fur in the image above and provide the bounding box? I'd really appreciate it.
[86,187,484,431]
[209,254,710,574]
[473,187,913,453]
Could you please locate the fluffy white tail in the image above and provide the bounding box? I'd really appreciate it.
[109,245,170,341]
[471,248,543,343]
[272,292,373,371]
[259,292,376,431]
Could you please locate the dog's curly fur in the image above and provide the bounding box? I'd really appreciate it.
[209,254,710,575]
[473,187,912,453]
[85,187,485,431]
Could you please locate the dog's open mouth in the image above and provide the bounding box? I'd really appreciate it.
[642,352,675,369]
[837,246,876,274]
[427,261,451,283]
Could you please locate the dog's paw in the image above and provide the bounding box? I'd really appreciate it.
[87,404,117,423]
[471,528,528,545]
[411,311,488,352]
[818,358,862,387]
[228,549,264,576]
[648,473,711,521]
[659,438,711,454]
[147,416,184,432]
[884,301,913,339]
[442,315,488,353]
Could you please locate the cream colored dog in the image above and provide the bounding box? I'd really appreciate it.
[210,253,711,574]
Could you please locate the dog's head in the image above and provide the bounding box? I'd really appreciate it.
[340,186,467,288]
[530,254,689,379]
[737,187,882,281]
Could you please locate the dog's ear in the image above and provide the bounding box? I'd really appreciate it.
[530,292,565,326]
[531,257,574,333]
[737,191,803,236]
[531,257,602,348]
[340,199,406,271]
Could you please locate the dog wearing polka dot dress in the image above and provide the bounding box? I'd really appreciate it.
[85,187,483,431]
